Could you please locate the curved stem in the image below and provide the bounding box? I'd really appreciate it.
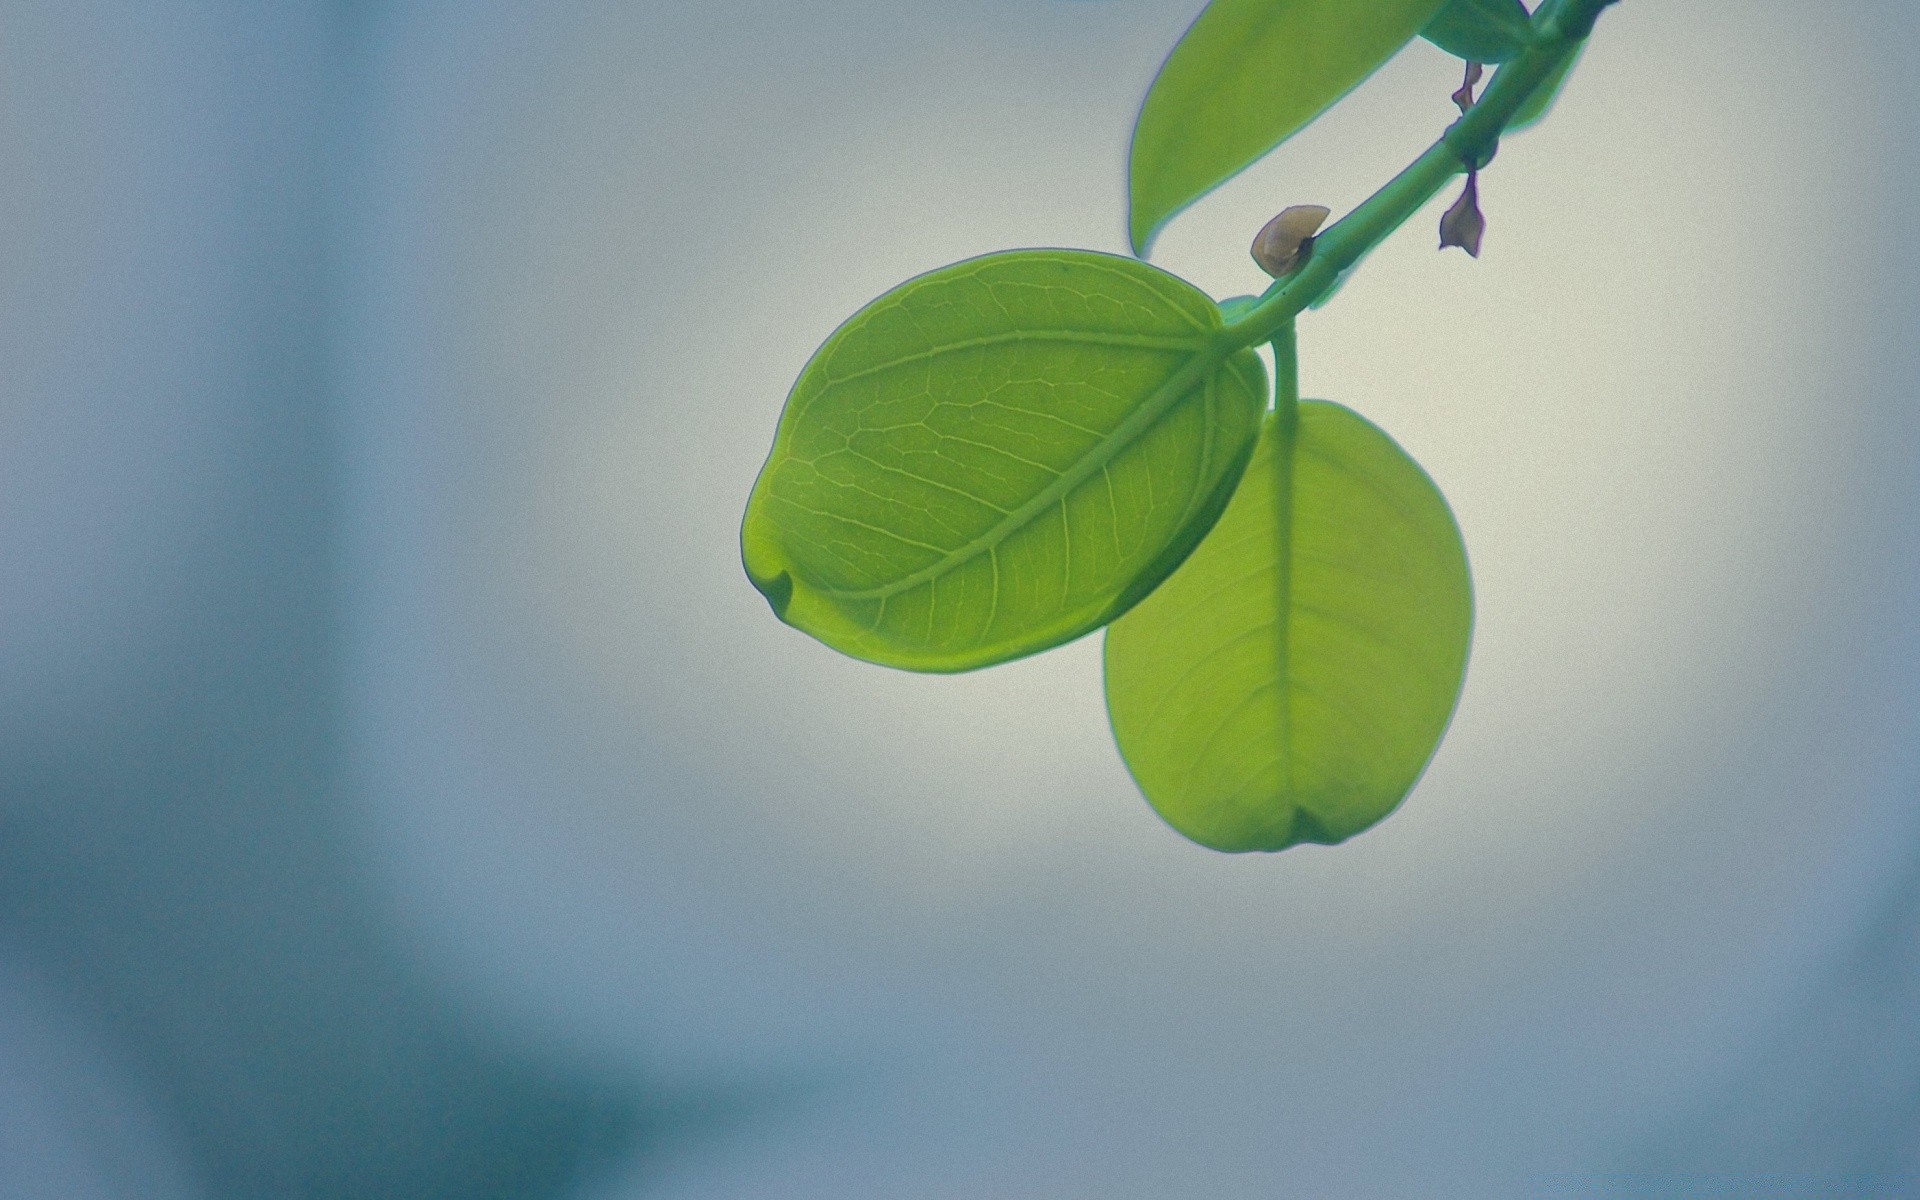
[1270,319,1299,431]
[1221,0,1620,350]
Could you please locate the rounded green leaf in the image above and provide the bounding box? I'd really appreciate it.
[1420,0,1535,64]
[1127,0,1451,256]
[1103,401,1472,852]
[743,250,1268,673]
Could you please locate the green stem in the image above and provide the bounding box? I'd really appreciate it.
[1222,0,1619,349]
[1269,321,1297,785]
[1270,319,1299,430]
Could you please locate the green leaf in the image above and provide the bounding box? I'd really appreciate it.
[1127,0,1451,256]
[1420,0,1534,64]
[1216,294,1261,322]
[1509,41,1583,131]
[1103,401,1472,852]
[742,249,1268,673]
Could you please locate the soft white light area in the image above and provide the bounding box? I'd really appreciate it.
[339,1,1907,1193]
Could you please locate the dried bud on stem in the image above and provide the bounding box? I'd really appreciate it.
[1250,204,1331,278]
[1451,61,1484,114]
[1439,172,1485,257]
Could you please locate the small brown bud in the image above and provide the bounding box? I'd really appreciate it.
[1451,61,1484,113]
[1251,204,1331,278]
[1439,172,1485,257]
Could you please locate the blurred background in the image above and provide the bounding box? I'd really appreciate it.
[1,1,1917,1196]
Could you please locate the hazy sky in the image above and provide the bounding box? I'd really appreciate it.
[336,2,1920,1195]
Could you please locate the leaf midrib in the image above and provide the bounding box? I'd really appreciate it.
[822,329,1205,388]
[816,333,1235,604]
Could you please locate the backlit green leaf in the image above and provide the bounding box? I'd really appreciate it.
[743,250,1268,673]
[1127,0,1450,256]
[1103,401,1471,852]
[1420,0,1534,64]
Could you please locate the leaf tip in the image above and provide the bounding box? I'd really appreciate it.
[1285,806,1338,848]
[1127,206,1160,259]
[743,552,794,620]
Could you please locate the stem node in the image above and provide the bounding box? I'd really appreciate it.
[1219,0,1615,347]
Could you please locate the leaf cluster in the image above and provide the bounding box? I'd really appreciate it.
[742,0,1612,852]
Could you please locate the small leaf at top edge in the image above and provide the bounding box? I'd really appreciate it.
[1128,0,1450,257]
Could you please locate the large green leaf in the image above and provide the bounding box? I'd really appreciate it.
[742,250,1268,673]
[1104,401,1472,852]
[1127,0,1450,256]
[1420,0,1534,64]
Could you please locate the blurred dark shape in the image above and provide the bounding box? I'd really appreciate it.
[0,2,643,1195]
[1620,850,1920,1197]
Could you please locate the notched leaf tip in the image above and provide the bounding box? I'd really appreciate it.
[1287,806,1338,849]
[748,564,794,619]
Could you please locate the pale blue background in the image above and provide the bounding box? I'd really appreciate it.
[1,2,1917,1197]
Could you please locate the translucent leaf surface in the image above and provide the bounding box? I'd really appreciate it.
[1421,0,1534,64]
[1127,0,1450,256]
[1104,401,1472,852]
[743,250,1268,673]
